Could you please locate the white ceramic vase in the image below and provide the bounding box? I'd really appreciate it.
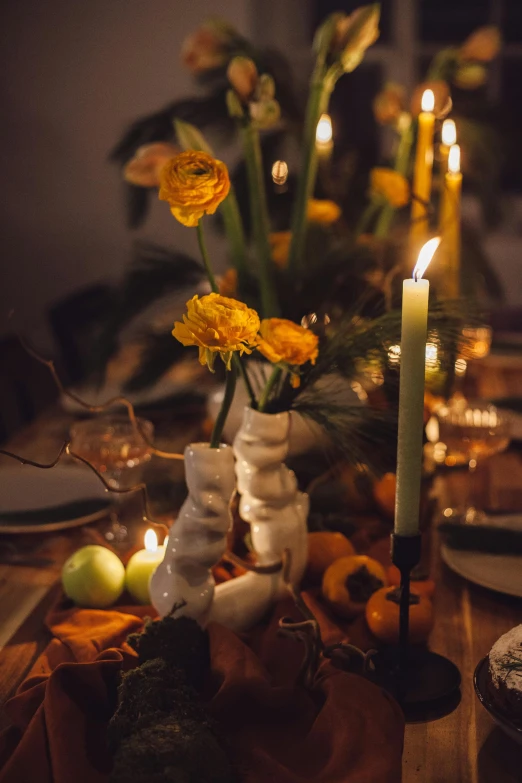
[150,410,309,633]
[208,408,309,631]
[149,442,235,622]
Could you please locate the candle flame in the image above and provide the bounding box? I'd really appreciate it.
[448,144,460,174]
[421,89,435,113]
[413,237,441,281]
[316,113,332,144]
[144,528,158,552]
[442,119,456,146]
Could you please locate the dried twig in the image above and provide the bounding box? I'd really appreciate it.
[0,441,170,539]
[19,336,184,460]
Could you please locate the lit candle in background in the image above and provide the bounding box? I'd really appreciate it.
[316,112,333,162]
[394,237,441,536]
[439,144,462,298]
[440,119,457,170]
[410,90,435,248]
[271,159,289,193]
[125,528,166,604]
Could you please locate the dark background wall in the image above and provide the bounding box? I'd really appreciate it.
[0,0,250,334]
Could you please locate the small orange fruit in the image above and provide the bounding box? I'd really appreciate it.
[322,555,387,619]
[306,531,355,584]
[387,565,436,598]
[373,472,396,519]
[365,586,434,645]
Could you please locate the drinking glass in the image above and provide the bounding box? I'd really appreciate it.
[69,415,154,544]
[436,401,511,522]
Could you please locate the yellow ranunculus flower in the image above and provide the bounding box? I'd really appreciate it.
[159,151,230,227]
[307,199,342,225]
[269,231,292,268]
[256,318,319,386]
[370,167,410,209]
[172,293,260,371]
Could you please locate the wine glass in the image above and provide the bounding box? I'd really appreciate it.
[436,401,511,523]
[69,415,154,544]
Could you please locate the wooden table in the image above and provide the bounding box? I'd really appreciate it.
[1,360,522,782]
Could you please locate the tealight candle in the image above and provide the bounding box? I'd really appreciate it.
[394,237,441,537]
[125,529,166,605]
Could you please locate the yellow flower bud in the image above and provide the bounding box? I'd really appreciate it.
[227,56,258,101]
[460,26,501,63]
[181,20,237,73]
[269,231,292,268]
[159,150,230,227]
[307,199,342,225]
[172,293,260,371]
[370,168,410,209]
[256,318,319,368]
[373,83,405,126]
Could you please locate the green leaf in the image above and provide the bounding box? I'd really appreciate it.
[174,119,214,153]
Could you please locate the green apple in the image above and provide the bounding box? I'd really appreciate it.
[62,545,125,608]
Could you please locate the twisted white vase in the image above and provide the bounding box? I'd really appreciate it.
[150,409,309,632]
[150,442,235,623]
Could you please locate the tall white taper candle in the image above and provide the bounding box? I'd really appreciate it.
[394,238,440,536]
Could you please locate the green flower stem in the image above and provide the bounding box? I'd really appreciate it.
[355,198,382,237]
[220,189,248,286]
[233,355,257,408]
[197,220,218,293]
[210,362,237,448]
[373,120,415,239]
[241,124,279,317]
[287,79,333,275]
[258,366,282,413]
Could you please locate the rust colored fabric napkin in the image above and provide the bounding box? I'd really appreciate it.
[0,593,404,783]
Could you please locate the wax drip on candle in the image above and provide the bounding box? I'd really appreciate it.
[448,144,460,174]
[442,119,457,147]
[413,237,441,281]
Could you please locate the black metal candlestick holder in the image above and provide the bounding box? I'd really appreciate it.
[371,533,461,721]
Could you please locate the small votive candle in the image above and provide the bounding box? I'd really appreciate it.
[125,529,166,605]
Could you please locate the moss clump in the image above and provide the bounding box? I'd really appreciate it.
[108,616,233,783]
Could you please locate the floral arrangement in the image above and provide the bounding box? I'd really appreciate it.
[89,5,500,467]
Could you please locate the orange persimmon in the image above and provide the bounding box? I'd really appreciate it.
[365,586,434,645]
[373,472,396,519]
[306,532,355,584]
[322,555,387,619]
[386,565,436,598]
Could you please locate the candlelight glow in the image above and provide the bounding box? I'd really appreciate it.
[144,528,158,553]
[413,236,441,281]
[448,144,461,174]
[271,159,288,185]
[442,119,457,146]
[316,113,332,144]
[421,89,435,113]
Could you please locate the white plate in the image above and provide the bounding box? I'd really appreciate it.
[441,543,522,598]
[0,465,111,533]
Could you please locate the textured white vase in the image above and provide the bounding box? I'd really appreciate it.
[149,442,235,622]
[207,407,308,632]
[150,410,309,633]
